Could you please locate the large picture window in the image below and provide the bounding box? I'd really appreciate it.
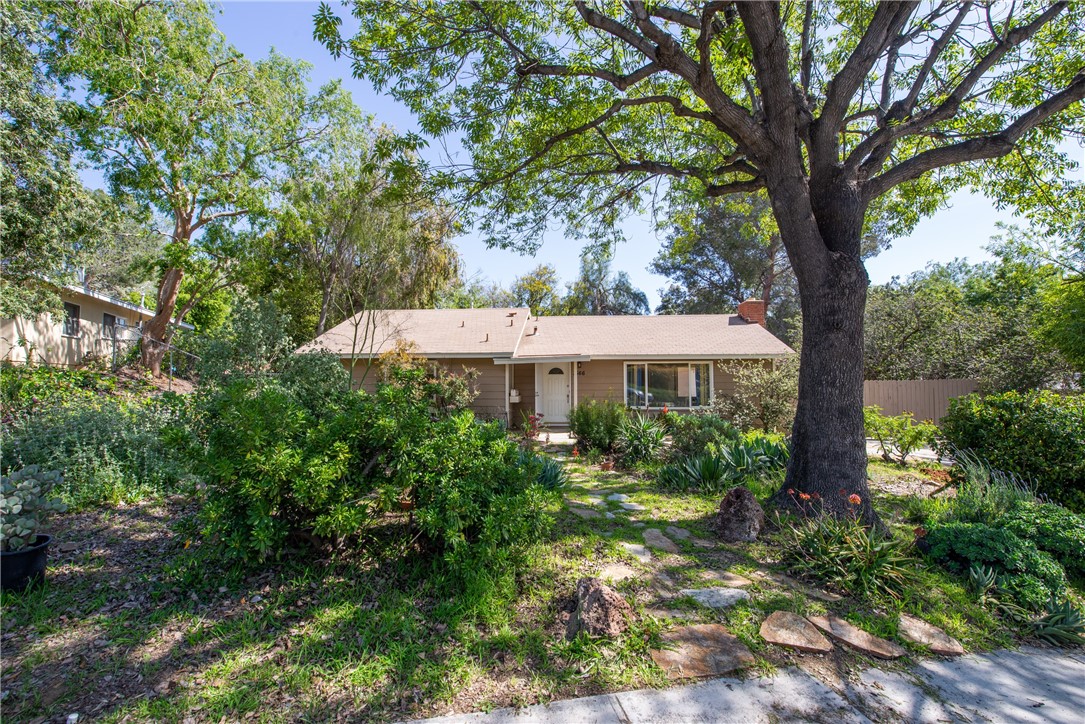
[625,362,711,409]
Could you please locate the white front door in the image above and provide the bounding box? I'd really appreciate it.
[540,363,571,423]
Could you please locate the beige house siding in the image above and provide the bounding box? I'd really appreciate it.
[510,363,535,424]
[1,289,150,367]
[576,360,624,403]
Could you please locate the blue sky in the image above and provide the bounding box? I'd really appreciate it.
[131,2,1061,307]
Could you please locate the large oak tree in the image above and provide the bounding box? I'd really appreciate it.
[317,1,1085,520]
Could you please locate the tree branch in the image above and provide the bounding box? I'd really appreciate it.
[515,60,660,91]
[864,68,1085,200]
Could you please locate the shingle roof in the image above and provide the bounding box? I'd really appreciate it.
[298,308,531,357]
[300,308,794,359]
[513,314,794,359]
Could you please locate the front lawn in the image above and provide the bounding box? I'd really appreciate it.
[3,446,1049,722]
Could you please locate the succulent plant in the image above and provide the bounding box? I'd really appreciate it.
[1,465,66,552]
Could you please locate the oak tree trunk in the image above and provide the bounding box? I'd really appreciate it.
[776,252,874,523]
[763,169,877,524]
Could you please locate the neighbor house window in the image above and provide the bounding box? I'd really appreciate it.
[624,362,711,408]
[62,302,80,337]
[103,313,117,340]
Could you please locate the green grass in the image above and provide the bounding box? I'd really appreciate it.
[2,451,1068,722]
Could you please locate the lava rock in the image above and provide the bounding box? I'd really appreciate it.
[715,487,765,542]
[566,577,633,639]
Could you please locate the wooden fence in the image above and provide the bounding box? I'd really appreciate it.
[863,379,979,423]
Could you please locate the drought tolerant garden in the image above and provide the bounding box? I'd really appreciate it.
[2,330,1083,722]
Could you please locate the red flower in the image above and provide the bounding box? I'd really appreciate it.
[914,526,927,537]
[662,405,669,414]
[572,448,580,457]
[787,488,795,495]
[811,492,821,500]
[848,493,862,505]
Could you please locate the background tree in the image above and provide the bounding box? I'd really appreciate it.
[563,248,650,315]
[509,264,563,315]
[263,119,460,342]
[318,1,1085,521]
[864,231,1078,391]
[653,194,800,341]
[43,0,356,374]
[0,2,102,318]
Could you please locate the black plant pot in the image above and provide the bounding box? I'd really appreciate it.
[1,534,52,593]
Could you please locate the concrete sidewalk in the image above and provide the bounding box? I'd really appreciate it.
[415,647,1085,724]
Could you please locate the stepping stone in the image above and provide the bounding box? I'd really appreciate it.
[632,522,646,528]
[759,611,833,654]
[807,615,907,660]
[665,526,690,540]
[691,538,715,548]
[647,607,696,621]
[598,562,638,582]
[649,624,755,679]
[897,614,965,656]
[569,506,601,519]
[607,493,630,502]
[604,512,616,519]
[587,496,605,506]
[680,587,750,609]
[643,528,680,554]
[701,571,752,587]
[752,571,842,602]
[620,502,646,511]
[621,542,651,563]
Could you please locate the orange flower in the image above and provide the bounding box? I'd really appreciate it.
[848,493,862,505]
[572,448,580,458]
[799,492,811,501]
[787,488,795,495]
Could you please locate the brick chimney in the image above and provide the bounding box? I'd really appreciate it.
[737,299,766,326]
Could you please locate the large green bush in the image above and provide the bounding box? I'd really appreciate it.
[924,522,1067,611]
[199,367,553,580]
[568,400,626,453]
[940,391,1085,511]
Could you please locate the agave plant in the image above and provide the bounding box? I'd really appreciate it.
[1030,597,1085,646]
[617,413,666,464]
[535,455,569,492]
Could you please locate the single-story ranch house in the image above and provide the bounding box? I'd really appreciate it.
[0,282,193,368]
[299,300,794,425]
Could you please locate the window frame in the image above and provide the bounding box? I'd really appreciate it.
[62,302,81,338]
[623,361,714,410]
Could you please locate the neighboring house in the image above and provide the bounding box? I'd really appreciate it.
[299,300,794,424]
[0,283,193,367]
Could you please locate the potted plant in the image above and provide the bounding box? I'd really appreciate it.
[599,457,615,472]
[1,466,66,593]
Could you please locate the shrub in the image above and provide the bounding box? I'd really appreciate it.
[199,367,553,581]
[569,400,626,453]
[667,413,739,459]
[657,454,731,493]
[779,514,916,599]
[940,391,1085,511]
[999,501,1085,579]
[1,466,66,551]
[276,351,352,418]
[714,356,798,432]
[945,450,1039,525]
[2,395,195,508]
[617,413,666,464]
[924,522,1067,611]
[0,364,154,423]
[863,406,938,464]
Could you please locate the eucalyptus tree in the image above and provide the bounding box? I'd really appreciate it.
[317,1,1084,519]
[41,0,356,374]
